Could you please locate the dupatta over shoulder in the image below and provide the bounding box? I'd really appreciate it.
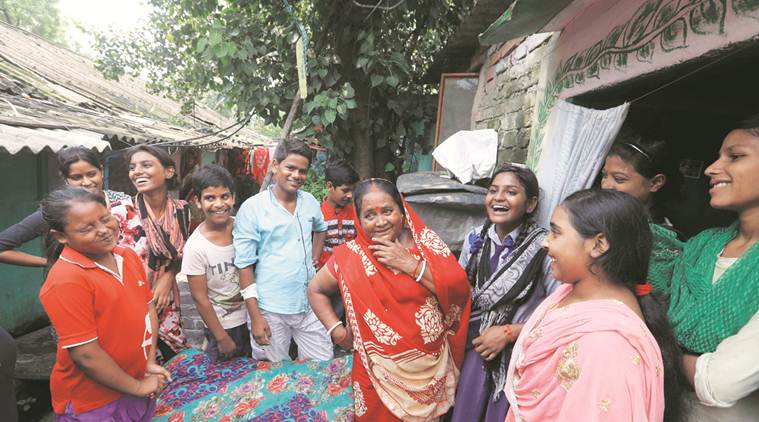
[332,198,471,421]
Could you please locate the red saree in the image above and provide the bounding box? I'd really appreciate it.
[331,200,471,421]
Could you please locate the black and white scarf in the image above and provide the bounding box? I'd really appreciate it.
[467,222,548,399]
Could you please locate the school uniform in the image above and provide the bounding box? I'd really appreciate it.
[233,187,332,362]
[39,246,155,419]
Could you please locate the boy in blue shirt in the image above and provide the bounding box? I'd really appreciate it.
[233,139,331,361]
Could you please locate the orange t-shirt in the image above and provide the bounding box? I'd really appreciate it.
[40,245,153,414]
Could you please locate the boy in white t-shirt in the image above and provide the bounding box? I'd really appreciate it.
[181,165,251,361]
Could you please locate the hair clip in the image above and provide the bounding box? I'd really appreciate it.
[625,143,651,161]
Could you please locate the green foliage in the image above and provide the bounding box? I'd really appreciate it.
[301,170,327,203]
[0,0,68,45]
[93,0,471,175]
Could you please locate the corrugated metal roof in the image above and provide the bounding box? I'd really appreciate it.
[0,124,110,154]
[0,21,272,152]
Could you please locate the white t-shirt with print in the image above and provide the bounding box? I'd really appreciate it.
[181,225,246,329]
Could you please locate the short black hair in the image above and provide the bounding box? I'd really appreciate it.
[325,161,359,186]
[274,138,313,164]
[190,164,235,198]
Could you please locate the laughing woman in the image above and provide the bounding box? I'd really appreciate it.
[664,117,759,420]
[116,145,191,360]
[308,179,471,421]
[451,164,556,422]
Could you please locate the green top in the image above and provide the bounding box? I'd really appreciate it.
[648,223,684,297]
[666,222,759,353]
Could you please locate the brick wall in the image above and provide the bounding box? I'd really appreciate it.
[472,33,553,164]
[177,277,206,349]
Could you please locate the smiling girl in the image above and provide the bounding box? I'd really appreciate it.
[451,164,556,422]
[117,145,191,361]
[0,147,132,267]
[665,117,759,420]
[601,137,684,297]
[39,186,171,421]
[504,189,682,422]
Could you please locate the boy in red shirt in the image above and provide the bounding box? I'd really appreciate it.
[318,162,360,269]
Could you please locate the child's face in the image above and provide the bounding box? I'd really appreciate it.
[327,182,355,208]
[65,160,104,194]
[542,206,594,284]
[705,129,759,212]
[197,185,235,225]
[129,151,174,194]
[272,153,310,195]
[600,155,657,205]
[485,172,536,228]
[55,201,119,258]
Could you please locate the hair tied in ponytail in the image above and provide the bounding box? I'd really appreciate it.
[635,282,653,297]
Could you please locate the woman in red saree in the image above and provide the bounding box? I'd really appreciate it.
[308,179,471,421]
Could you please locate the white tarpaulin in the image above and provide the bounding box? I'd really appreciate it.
[0,125,111,154]
[432,129,498,184]
[535,99,629,227]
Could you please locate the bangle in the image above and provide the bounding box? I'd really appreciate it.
[415,260,427,283]
[412,258,422,278]
[326,321,343,336]
[503,324,514,342]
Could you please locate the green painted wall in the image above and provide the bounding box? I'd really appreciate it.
[0,151,48,334]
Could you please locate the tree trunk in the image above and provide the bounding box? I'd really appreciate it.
[259,95,302,192]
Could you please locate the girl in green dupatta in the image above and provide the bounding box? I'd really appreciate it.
[601,137,685,297]
[669,118,759,420]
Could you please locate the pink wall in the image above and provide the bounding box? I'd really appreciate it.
[549,0,759,99]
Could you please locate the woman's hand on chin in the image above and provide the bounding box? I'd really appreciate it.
[369,237,417,274]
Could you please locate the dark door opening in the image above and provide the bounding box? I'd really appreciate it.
[572,40,759,237]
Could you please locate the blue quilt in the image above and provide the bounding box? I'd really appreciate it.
[152,348,354,421]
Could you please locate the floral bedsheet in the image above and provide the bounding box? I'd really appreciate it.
[153,348,354,421]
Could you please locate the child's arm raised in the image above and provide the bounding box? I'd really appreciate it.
[188,274,237,357]
[68,341,164,397]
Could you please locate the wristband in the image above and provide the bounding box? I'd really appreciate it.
[327,321,343,336]
[415,260,427,283]
[240,284,258,300]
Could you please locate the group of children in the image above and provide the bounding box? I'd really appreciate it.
[1,139,360,421]
[2,115,758,420]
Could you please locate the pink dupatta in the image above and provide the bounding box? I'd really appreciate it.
[505,284,665,422]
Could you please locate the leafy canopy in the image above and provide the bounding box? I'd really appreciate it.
[95,0,471,175]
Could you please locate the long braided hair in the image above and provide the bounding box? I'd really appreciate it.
[465,164,540,286]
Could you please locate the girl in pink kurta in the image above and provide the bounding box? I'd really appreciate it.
[505,189,683,422]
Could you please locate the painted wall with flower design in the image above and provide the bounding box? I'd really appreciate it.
[526,0,759,168]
